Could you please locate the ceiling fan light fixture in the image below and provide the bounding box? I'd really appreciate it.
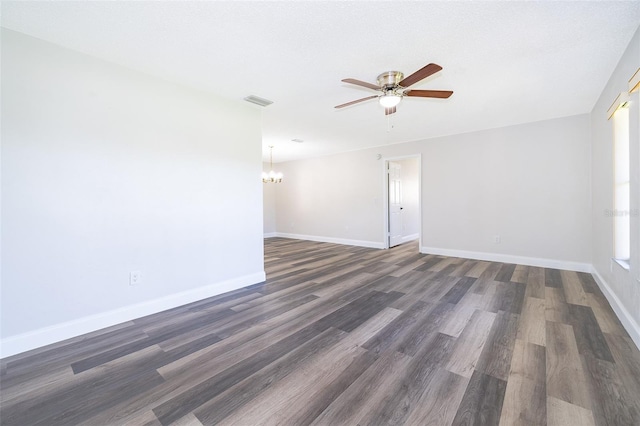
[336,63,451,116]
[379,94,401,108]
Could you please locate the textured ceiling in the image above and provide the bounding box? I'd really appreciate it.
[2,1,640,162]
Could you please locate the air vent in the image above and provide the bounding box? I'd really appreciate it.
[243,95,273,107]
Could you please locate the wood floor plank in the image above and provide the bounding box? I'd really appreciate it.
[215,338,372,425]
[228,280,319,312]
[207,294,320,339]
[157,295,342,380]
[451,369,507,426]
[269,350,378,425]
[0,366,74,406]
[3,351,166,426]
[560,270,589,306]
[450,259,477,277]
[414,255,446,272]
[439,300,479,338]
[499,340,546,426]
[312,262,370,284]
[495,263,517,282]
[525,266,545,299]
[152,324,327,424]
[330,305,405,347]
[577,272,600,294]
[358,332,458,425]
[389,258,428,277]
[466,260,491,278]
[89,300,400,426]
[186,288,265,314]
[124,410,164,426]
[417,275,460,302]
[475,310,519,381]
[440,276,476,304]
[566,303,614,362]
[403,368,469,426]
[605,332,640,395]
[511,265,529,284]
[490,281,526,314]
[581,353,640,426]
[361,300,433,355]
[432,262,461,279]
[192,327,346,425]
[396,302,455,356]
[444,309,497,378]
[381,272,419,293]
[310,272,376,298]
[478,261,503,282]
[547,396,595,426]
[312,290,403,332]
[4,323,147,380]
[2,238,639,426]
[167,413,203,426]
[544,268,563,288]
[545,321,592,409]
[586,293,627,336]
[471,282,500,312]
[517,297,546,346]
[388,273,440,311]
[428,257,459,272]
[545,287,570,324]
[310,350,413,426]
[209,297,405,426]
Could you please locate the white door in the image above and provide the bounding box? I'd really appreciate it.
[388,161,403,247]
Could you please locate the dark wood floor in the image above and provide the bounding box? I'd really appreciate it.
[2,238,640,425]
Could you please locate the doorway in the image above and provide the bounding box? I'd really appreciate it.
[384,155,421,249]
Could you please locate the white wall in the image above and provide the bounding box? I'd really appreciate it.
[275,114,591,269]
[590,26,640,347]
[420,115,591,268]
[1,29,265,356]
[262,162,277,236]
[275,150,384,248]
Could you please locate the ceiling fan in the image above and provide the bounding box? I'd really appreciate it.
[335,63,453,115]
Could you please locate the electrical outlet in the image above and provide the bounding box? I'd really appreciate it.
[130,271,141,286]
[493,235,501,244]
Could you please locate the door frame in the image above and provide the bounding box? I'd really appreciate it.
[382,154,422,250]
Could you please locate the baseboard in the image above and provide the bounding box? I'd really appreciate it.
[401,233,419,243]
[263,232,277,238]
[0,271,266,359]
[591,268,640,350]
[276,232,385,249]
[419,246,591,273]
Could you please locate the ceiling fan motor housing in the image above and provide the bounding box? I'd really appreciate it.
[377,71,404,89]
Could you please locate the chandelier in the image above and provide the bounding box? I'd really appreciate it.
[262,145,283,183]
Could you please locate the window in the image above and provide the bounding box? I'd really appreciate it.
[613,105,630,262]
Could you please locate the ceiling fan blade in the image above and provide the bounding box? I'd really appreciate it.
[398,63,442,88]
[341,78,380,91]
[335,95,378,109]
[385,107,396,116]
[405,90,453,99]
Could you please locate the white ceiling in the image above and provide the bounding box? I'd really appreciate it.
[2,1,640,162]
